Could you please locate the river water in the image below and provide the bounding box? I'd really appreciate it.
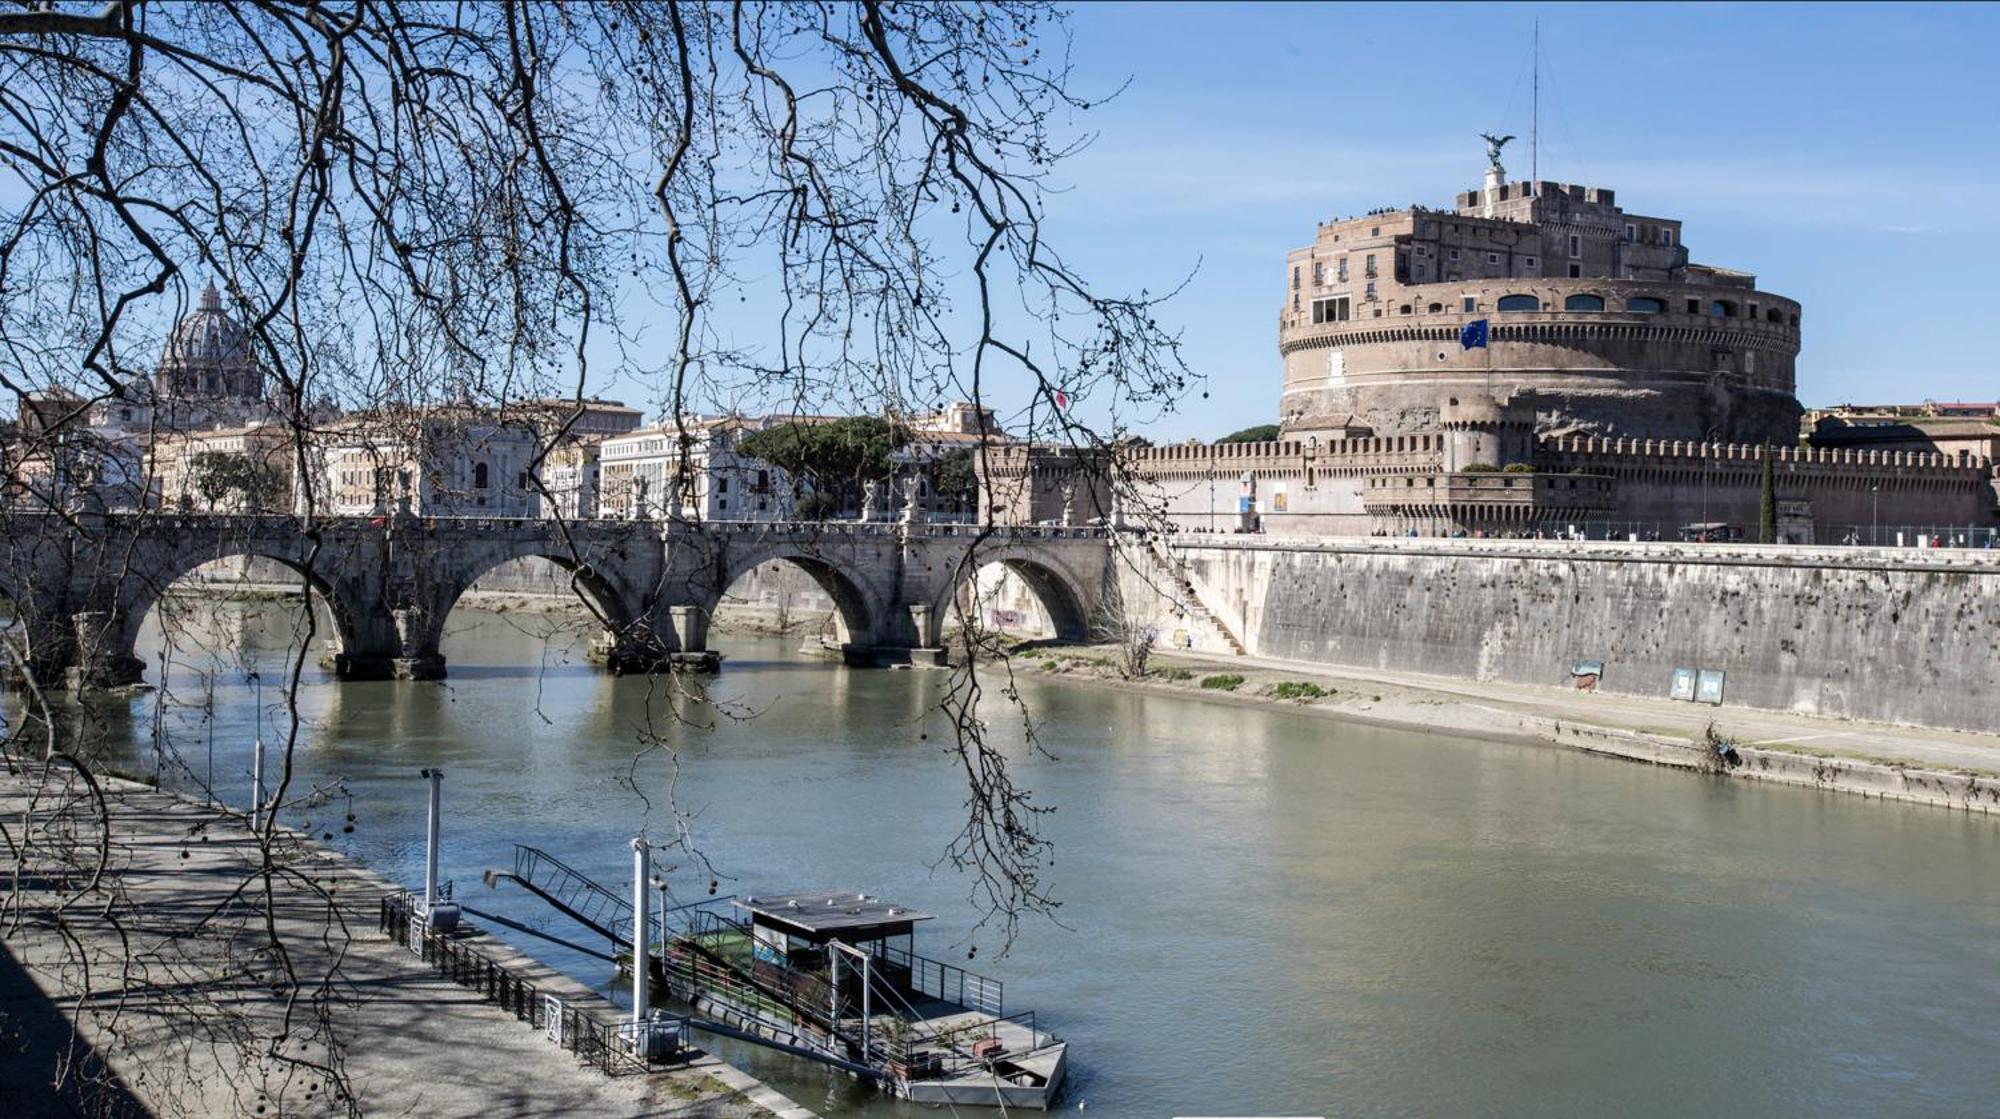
[29,600,2000,1118]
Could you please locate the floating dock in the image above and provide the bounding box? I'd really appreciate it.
[487,846,1067,1109]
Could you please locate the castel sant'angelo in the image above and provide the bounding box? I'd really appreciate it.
[986,142,2000,541]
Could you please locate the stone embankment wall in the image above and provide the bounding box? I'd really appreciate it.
[1122,536,2000,734]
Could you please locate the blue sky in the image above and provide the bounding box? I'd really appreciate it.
[1027,1,2000,440]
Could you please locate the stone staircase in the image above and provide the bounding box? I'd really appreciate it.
[1134,534,1247,656]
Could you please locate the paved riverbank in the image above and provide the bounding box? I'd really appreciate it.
[1006,644,2000,815]
[0,761,814,1119]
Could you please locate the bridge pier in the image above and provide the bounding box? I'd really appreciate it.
[66,611,145,692]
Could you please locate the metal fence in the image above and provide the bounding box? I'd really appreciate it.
[379,892,687,1075]
[874,942,1004,1017]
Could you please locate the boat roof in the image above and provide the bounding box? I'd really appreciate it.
[736,891,934,939]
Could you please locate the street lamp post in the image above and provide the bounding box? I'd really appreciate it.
[631,837,652,1056]
[1871,484,1880,545]
[420,767,442,916]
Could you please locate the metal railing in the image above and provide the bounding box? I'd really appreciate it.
[873,942,1004,1016]
[379,892,686,1076]
[511,844,643,942]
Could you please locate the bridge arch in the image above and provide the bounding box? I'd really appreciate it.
[938,545,1096,645]
[425,542,657,668]
[111,542,382,683]
[701,541,887,650]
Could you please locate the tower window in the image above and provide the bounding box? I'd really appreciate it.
[1497,294,1540,312]
[1569,234,1582,257]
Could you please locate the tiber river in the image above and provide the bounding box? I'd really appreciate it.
[26,597,2000,1118]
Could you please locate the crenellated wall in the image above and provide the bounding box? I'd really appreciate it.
[1097,435,2000,539]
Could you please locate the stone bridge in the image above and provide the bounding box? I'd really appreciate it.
[0,513,1115,689]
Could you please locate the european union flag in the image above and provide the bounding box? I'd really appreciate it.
[1460,318,1489,350]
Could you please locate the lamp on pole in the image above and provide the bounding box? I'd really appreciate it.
[1871,483,1880,546]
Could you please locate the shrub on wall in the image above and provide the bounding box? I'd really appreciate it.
[1459,462,1500,473]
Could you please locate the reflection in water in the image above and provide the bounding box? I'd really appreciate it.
[15,598,2000,1119]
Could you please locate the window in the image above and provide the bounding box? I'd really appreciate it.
[1448,249,1460,261]
[1486,253,1499,266]
[1624,223,1636,241]
[1686,299,1701,314]
[1370,226,1380,237]
[473,462,489,489]
[1414,264,1427,281]
[1524,256,1537,269]
[1564,294,1605,311]
[1710,300,1736,318]
[1462,296,1477,313]
[1568,263,1582,278]
[1399,304,1412,315]
[1428,302,1443,313]
[1661,229,1673,246]
[1569,234,1581,258]
[718,476,729,493]
[1291,266,1299,291]
[1365,281,1377,300]
[1497,294,1540,312]
[1626,296,1665,314]
[1337,257,1348,281]
[1312,261,1324,286]
[1364,254,1377,277]
[1311,296,1350,324]
[756,469,770,492]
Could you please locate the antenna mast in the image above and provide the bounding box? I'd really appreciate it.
[1531,19,1540,187]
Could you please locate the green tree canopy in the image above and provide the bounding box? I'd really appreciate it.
[737,418,911,504]
[1217,423,1281,444]
[189,451,278,508]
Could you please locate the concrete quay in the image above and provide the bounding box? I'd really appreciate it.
[1025,645,2000,816]
[0,761,815,1119]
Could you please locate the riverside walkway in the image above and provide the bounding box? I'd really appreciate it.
[0,762,813,1119]
[1117,648,2000,814]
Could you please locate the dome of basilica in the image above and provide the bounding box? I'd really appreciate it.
[154,282,262,403]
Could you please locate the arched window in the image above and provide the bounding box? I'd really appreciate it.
[1625,296,1664,314]
[1710,300,1736,318]
[1496,294,1540,312]
[1427,302,1443,313]
[473,462,489,489]
[1563,294,1606,312]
